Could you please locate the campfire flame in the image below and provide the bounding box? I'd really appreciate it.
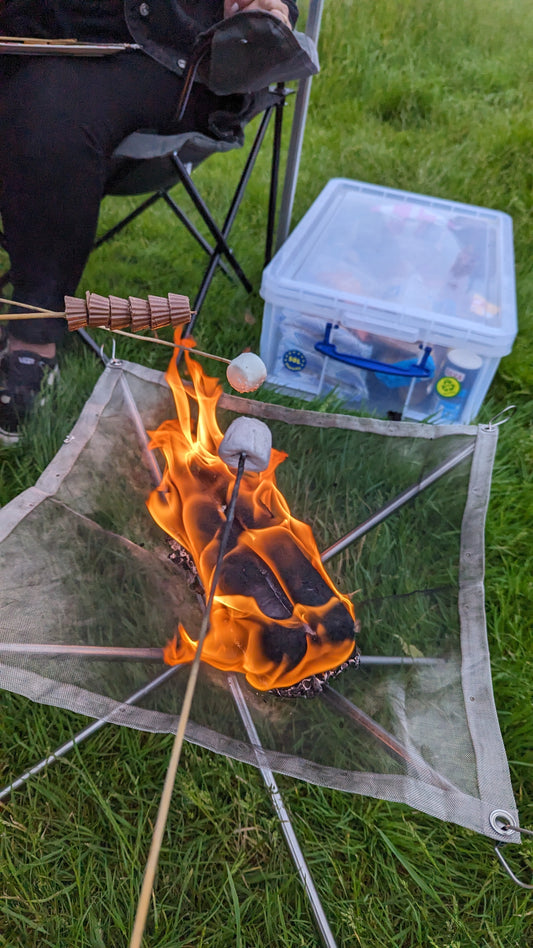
[147,337,358,694]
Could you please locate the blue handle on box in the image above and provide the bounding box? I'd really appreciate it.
[314,324,434,379]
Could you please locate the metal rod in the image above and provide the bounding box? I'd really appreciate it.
[187,104,274,323]
[228,673,339,948]
[321,441,476,563]
[170,151,252,299]
[276,0,325,248]
[0,665,182,801]
[0,643,444,666]
[93,192,162,248]
[160,190,233,281]
[77,326,109,364]
[322,686,457,792]
[117,371,162,487]
[264,84,286,266]
[0,644,164,660]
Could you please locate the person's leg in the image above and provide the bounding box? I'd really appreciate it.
[0,52,195,437]
[0,53,189,333]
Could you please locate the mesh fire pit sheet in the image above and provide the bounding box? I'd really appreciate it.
[0,360,518,841]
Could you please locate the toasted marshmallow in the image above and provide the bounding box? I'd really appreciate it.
[226,352,267,393]
[218,417,272,472]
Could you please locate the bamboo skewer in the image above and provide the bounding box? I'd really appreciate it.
[0,294,243,365]
[0,36,142,56]
[0,297,60,315]
[100,327,231,364]
[128,454,247,948]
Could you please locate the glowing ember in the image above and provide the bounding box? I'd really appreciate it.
[147,335,359,695]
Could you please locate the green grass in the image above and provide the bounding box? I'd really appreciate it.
[1,0,533,944]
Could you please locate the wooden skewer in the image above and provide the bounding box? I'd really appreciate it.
[0,294,233,367]
[128,455,247,948]
[0,297,62,316]
[100,326,231,364]
[0,35,78,44]
[1,292,192,333]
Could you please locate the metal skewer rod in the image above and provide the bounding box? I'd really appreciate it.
[0,644,165,660]
[228,673,339,948]
[0,665,182,802]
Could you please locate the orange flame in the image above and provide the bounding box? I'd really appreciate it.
[147,335,358,693]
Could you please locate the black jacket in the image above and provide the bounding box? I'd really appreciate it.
[0,0,299,77]
[0,1,315,147]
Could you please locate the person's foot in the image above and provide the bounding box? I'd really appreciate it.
[0,348,59,445]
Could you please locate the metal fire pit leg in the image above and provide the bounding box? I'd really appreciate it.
[228,673,340,948]
[0,665,182,801]
[321,441,475,563]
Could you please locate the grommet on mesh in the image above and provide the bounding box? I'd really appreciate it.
[489,809,517,836]
[490,811,533,890]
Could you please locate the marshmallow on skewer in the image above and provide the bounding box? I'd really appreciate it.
[218,417,272,473]
[226,352,267,393]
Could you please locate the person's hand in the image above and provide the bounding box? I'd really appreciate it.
[224,0,293,30]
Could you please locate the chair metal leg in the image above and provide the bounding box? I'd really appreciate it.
[0,229,10,291]
[94,192,163,248]
[186,103,280,329]
[265,84,287,267]
[170,152,254,299]
[159,190,232,280]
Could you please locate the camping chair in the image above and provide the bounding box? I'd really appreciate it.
[97,81,290,329]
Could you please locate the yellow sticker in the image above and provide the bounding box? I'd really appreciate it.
[436,376,461,398]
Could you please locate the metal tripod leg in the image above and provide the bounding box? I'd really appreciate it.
[228,674,340,948]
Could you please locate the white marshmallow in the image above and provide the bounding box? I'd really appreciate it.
[226,352,267,393]
[218,417,272,472]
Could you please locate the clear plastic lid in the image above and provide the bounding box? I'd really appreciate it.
[262,179,517,355]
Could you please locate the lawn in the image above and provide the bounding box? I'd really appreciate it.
[1,0,532,945]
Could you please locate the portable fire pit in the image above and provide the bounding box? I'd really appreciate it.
[0,336,523,945]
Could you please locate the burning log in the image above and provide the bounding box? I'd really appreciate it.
[147,333,359,696]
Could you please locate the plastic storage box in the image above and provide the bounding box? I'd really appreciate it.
[260,179,517,423]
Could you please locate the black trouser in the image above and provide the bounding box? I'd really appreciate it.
[0,52,213,345]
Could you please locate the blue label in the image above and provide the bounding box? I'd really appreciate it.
[283,349,307,372]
